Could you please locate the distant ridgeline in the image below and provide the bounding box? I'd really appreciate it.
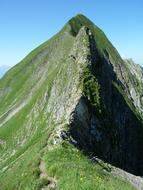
[0,65,10,78]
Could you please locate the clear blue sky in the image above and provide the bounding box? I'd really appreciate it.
[0,0,143,66]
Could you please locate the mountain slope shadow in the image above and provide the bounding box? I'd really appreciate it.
[68,27,143,176]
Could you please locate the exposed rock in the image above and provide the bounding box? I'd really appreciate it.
[68,26,143,176]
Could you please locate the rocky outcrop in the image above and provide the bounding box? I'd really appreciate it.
[68,24,143,176]
[124,59,143,115]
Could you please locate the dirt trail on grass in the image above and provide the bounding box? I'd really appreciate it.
[39,160,57,189]
[39,160,48,178]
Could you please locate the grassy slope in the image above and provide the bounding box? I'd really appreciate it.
[44,143,135,190]
[0,15,137,189]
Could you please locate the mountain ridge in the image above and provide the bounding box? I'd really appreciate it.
[0,65,10,78]
[0,14,143,190]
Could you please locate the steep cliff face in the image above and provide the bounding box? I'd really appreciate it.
[66,20,143,175]
[0,14,143,190]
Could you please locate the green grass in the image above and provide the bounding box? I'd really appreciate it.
[44,142,136,190]
[81,67,101,110]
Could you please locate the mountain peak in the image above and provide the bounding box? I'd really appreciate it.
[70,13,90,21]
[67,14,95,36]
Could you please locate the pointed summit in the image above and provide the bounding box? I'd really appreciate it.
[69,13,93,23]
[67,14,96,36]
[64,13,121,63]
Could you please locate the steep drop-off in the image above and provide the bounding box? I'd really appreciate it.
[0,14,143,190]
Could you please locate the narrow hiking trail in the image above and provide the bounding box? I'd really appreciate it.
[39,160,57,190]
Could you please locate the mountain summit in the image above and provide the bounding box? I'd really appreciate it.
[0,15,143,190]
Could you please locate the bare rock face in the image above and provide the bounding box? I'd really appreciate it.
[124,59,143,114]
[66,21,143,176]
